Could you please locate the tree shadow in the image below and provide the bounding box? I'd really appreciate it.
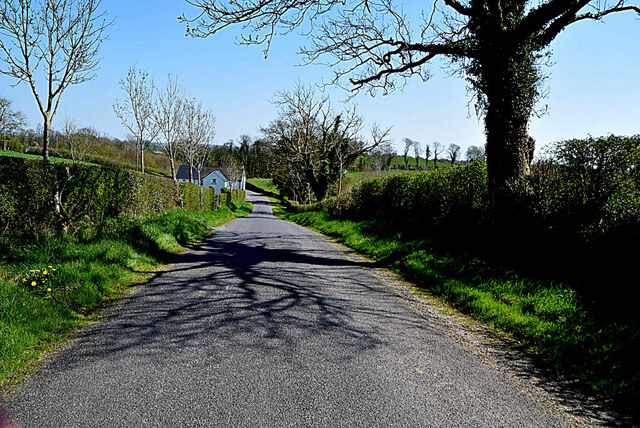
[43,218,429,373]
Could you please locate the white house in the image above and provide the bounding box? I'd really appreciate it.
[176,165,245,193]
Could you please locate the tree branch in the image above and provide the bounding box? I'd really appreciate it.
[443,0,474,17]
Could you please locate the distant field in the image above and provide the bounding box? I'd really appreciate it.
[0,150,170,177]
[357,155,454,170]
[247,178,280,195]
[0,150,95,165]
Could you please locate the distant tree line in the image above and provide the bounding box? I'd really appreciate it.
[400,139,472,171]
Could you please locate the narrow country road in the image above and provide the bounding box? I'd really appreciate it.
[3,192,566,427]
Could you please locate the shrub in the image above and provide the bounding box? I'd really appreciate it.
[0,157,238,240]
[348,162,489,231]
[343,134,640,313]
[531,135,640,242]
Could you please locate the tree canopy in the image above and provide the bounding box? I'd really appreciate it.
[182,0,640,217]
[261,84,388,201]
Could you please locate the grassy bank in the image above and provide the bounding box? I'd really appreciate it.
[0,149,97,166]
[0,202,252,391]
[275,207,639,417]
[247,178,280,195]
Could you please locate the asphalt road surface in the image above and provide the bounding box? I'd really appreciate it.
[3,192,566,427]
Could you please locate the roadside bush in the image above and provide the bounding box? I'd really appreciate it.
[344,134,640,316]
[527,135,640,308]
[349,162,489,231]
[531,135,640,242]
[231,189,246,203]
[347,135,640,243]
[0,157,241,241]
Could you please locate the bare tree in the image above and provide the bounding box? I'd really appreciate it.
[334,110,379,196]
[448,143,461,166]
[466,145,486,162]
[182,0,640,218]
[0,0,112,163]
[182,97,216,184]
[368,127,394,176]
[402,138,413,170]
[194,140,212,187]
[413,140,422,171]
[154,74,185,182]
[432,141,443,169]
[261,84,384,200]
[222,155,243,189]
[113,65,157,173]
[0,96,26,150]
[61,119,97,163]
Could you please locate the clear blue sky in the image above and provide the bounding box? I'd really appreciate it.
[1,0,639,157]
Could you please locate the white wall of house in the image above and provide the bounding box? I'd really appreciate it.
[202,170,228,193]
[177,167,245,192]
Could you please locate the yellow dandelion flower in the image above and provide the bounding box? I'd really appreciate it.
[31,281,36,286]
[52,268,57,272]
[48,265,53,268]
[47,288,51,292]
[43,270,48,275]
[22,278,26,282]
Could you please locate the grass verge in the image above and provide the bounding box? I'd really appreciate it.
[275,207,639,418]
[0,201,252,391]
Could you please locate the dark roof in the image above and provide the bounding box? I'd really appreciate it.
[176,165,229,180]
[215,168,231,180]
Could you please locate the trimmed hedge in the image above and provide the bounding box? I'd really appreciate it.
[312,135,640,245]
[350,161,488,229]
[0,156,242,239]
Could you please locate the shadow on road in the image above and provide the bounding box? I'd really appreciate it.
[49,223,429,371]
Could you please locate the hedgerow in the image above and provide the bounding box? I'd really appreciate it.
[0,156,239,240]
[301,135,640,312]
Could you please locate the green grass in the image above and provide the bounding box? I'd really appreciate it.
[275,207,639,417]
[0,150,171,177]
[247,178,280,195]
[0,201,252,391]
[0,149,97,165]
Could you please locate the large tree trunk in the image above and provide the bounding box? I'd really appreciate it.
[485,107,535,222]
[478,41,538,224]
[42,115,51,163]
[305,169,328,202]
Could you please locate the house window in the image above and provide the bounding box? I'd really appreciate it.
[212,179,217,185]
